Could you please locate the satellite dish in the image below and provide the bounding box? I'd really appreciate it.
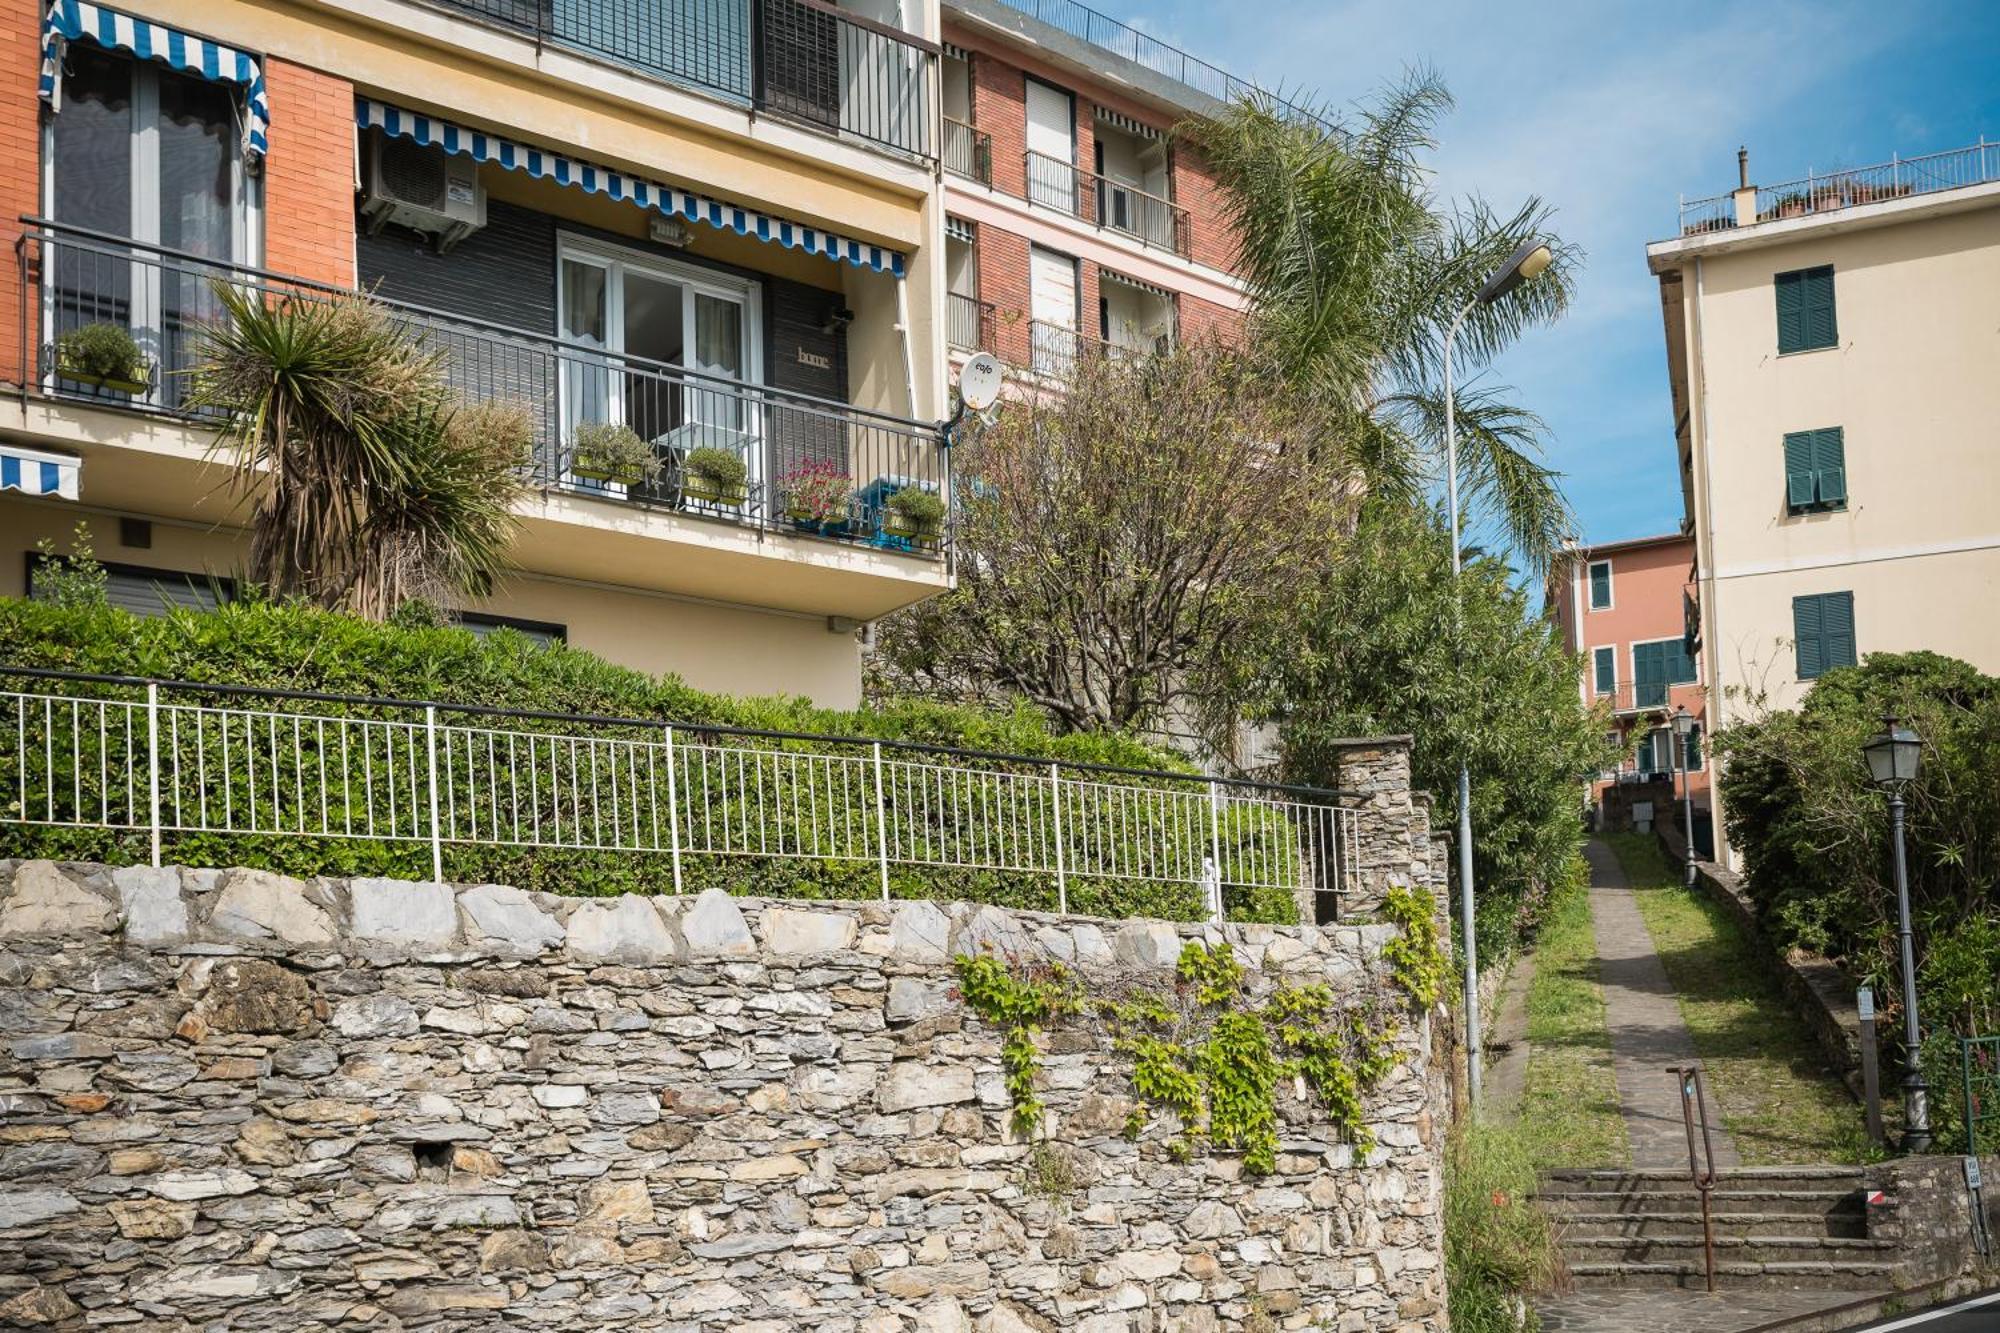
[956,352,1003,413]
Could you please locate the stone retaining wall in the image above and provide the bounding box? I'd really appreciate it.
[0,860,1449,1331]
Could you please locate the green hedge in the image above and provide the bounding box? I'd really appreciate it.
[0,598,1309,922]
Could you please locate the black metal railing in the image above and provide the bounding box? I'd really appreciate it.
[1023,150,1189,257]
[425,0,937,163]
[946,292,993,353]
[17,220,949,559]
[943,117,991,183]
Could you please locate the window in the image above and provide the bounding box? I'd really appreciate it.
[1023,78,1076,211]
[1632,638,1698,709]
[28,555,233,617]
[1793,591,1856,680]
[46,46,254,401]
[1684,724,1702,771]
[1592,646,1616,696]
[1775,265,1837,354]
[1588,560,1612,610]
[458,612,565,647]
[1783,427,1847,513]
[1028,245,1079,375]
[1637,728,1671,778]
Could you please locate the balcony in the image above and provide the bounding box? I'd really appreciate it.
[1674,138,2000,237]
[946,291,994,353]
[1022,151,1190,257]
[17,220,949,565]
[943,117,991,184]
[1591,679,1702,717]
[423,0,939,162]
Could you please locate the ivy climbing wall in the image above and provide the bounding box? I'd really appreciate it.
[0,858,1452,1331]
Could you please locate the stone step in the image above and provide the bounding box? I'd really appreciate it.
[1553,1210,1869,1240]
[1560,1235,1898,1267]
[1539,1187,1866,1217]
[1542,1165,1869,1195]
[1563,1259,1902,1291]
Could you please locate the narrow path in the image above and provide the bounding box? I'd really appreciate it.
[1483,951,1534,1118]
[1584,838,1740,1169]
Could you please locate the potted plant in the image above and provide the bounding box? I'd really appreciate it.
[778,459,854,530]
[55,322,150,395]
[1770,191,1810,220]
[683,444,750,507]
[570,421,659,486]
[883,486,946,547]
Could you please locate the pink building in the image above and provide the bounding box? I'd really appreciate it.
[1548,533,1710,841]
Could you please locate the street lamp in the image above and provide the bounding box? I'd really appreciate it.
[1672,706,1698,888]
[1863,714,1929,1153]
[1445,237,1554,1109]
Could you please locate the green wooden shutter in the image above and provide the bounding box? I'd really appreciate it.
[1802,266,1838,349]
[1794,595,1826,679]
[1814,428,1847,506]
[1589,562,1611,608]
[1666,638,1697,685]
[1776,269,1806,352]
[1635,642,1665,708]
[1823,590,1856,669]
[1784,430,1818,510]
[1593,646,1615,695]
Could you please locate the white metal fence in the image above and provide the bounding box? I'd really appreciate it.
[0,672,1357,924]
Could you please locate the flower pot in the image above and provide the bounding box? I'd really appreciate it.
[57,358,149,396]
[572,460,647,486]
[685,474,749,507]
[884,512,943,547]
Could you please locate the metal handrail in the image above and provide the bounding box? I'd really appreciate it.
[1670,1064,1720,1294]
[1022,150,1190,256]
[943,117,991,184]
[946,291,993,352]
[1676,136,1999,235]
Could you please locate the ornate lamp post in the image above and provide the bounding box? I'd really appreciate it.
[1863,714,1929,1153]
[1672,706,1698,888]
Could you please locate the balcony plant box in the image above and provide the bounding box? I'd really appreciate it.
[570,421,660,487]
[683,445,750,508]
[54,322,151,396]
[779,459,854,534]
[883,486,945,548]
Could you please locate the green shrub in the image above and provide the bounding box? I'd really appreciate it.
[887,487,947,527]
[1445,1117,1557,1332]
[570,421,659,484]
[685,446,748,489]
[56,322,147,383]
[1719,650,2000,1137]
[0,597,1315,920]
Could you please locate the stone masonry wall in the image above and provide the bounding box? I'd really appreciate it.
[0,860,1450,1332]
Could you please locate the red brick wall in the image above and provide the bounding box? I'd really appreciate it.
[0,0,44,386]
[260,58,356,287]
[1179,291,1244,346]
[974,220,1032,366]
[971,51,1027,199]
[1172,145,1238,275]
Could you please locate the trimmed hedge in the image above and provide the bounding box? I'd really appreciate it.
[0,598,1307,922]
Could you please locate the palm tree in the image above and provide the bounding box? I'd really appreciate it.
[1188,71,1578,569]
[191,285,528,616]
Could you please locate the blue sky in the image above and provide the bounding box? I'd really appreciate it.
[1126,0,2000,547]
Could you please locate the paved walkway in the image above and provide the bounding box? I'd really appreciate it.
[1535,1288,1862,1333]
[1484,951,1535,1117]
[1584,838,1740,1169]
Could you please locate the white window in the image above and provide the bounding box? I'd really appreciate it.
[1024,77,1075,211]
[1029,245,1078,375]
[556,235,762,497]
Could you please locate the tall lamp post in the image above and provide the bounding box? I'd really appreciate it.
[1445,237,1554,1108]
[1863,714,1929,1153]
[1672,706,1698,888]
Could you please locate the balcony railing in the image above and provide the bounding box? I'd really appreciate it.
[424,0,937,162]
[0,668,1360,924]
[1590,679,1702,715]
[17,220,948,559]
[1675,137,2000,236]
[947,292,993,353]
[943,117,991,184]
[1023,151,1190,257]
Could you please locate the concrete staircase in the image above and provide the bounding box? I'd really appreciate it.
[1540,1166,1902,1291]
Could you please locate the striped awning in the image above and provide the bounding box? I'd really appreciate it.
[357,98,907,277]
[0,444,80,501]
[39,1,268,158]
[1094,106,1163,141]
[944,215,976,244]
[942,40,973,62]
[1101,268,1175,301]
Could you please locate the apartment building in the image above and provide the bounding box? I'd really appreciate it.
[1647,140,2000,865]
[0,0,956,707]
[1549,533,1709,842]
[933,0,1277,378]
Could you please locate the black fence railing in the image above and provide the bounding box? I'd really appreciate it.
[424,0,937,162]
[946,292,993,353]
[17,220,949,560]
[943,116,991,183]
[1023,150,1189,257]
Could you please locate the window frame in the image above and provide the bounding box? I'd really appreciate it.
[1592,644,1616,697]
[1587,559,1613,611]
[1775,264,1838,355]
[1783,426,1848,515]
[1629,635,1698,710]
[1792,590,1857,681]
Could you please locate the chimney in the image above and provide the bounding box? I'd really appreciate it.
[1732,146,1757,227]
[1737,147,1750,189]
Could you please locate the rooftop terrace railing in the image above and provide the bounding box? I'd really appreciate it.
[0,668,1358,925]
[424,0,938,162]
[17,219,950,561]
[1675,137,1999,237]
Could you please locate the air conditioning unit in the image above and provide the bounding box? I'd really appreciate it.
[361,134,486,252]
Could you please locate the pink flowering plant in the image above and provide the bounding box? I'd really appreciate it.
[779,459,854,524]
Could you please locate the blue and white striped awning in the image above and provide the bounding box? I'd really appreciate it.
[38,1,268,158]
[357,97,906,278]
[0,445,81,502]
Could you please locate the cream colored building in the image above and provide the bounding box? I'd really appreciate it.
[1,0,956,708]
[1647,143,2000,864]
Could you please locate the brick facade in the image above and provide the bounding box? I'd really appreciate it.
[972,219,1033,365]
[1179,291,1244,345]
[260,58,357,288]
[1172,145,1237,273]
[0,0,43,387]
